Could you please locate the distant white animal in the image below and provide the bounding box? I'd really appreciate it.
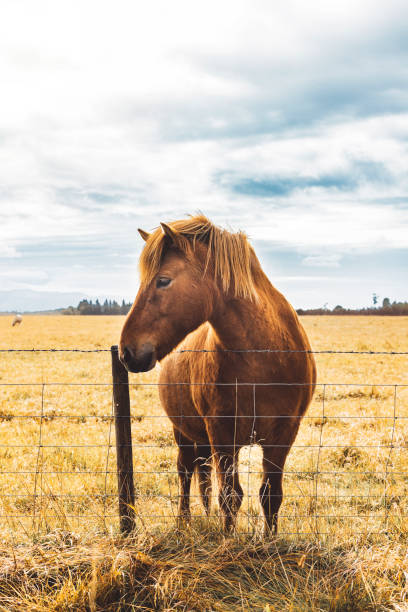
[12,314,22,327]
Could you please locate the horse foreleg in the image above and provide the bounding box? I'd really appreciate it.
[195,443,212,515]
[174,428,195,524]
[260,446,287,534]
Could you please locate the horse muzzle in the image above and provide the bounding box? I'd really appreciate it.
[120,342,157,373]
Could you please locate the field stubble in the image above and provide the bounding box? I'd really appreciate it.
[0,315,407,610]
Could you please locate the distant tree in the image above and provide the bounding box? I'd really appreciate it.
[78,299,93,315]
[333,305,344,312]
[382,297,391,308]
[70,297,148,315]
[121,299,130,315]
[109,300,119,314]
[62,305,78,315]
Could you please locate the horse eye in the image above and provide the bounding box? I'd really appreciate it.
[156,277,172,288]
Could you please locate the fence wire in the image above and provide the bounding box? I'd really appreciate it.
[1,348,408,354]
[0,347,407,540]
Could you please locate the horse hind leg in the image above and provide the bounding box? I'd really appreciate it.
[214,449,243,531]
[205,419,244,531]
[194,443,212,515]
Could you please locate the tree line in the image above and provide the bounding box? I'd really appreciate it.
[63,299,132,315]
[63,297,408,316]
[297,298,408,316]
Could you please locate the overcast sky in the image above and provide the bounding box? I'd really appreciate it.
[1,0,407,310]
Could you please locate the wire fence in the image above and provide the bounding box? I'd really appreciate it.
[0,346,407,541]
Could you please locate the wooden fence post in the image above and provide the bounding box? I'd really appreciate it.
[111,345,135,535]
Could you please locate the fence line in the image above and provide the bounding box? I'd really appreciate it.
[1,348,408,354]
[0,345,407,539]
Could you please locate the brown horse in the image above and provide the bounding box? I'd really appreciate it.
[120,215,316,533]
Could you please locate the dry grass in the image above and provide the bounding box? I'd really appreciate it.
[0,314,407,610]
[1,527,407,611]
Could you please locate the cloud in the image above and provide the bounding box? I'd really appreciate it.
[0,0,407,307]
[218,171,356,198]
[273,275,343,281]
[302,255,342,268]
[216,157,395,198]
[0,244,20,258]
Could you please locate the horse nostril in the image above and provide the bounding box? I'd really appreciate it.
[123,346,133,364]
[120,343,156,372]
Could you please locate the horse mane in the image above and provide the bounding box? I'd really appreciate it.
[139,214,260,301]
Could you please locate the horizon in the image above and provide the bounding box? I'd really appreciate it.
[1,289,405,314]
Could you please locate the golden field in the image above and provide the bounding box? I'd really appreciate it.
[0,314,407,611]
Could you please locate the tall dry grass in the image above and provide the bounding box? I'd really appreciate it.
[1,526,407,611]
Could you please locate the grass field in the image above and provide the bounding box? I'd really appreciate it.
[0,314,407,610]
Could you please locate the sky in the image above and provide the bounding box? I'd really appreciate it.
[0,0,407,310]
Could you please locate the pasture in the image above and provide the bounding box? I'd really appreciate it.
[0,314,407,610]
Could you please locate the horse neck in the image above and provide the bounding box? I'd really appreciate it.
[209,291,274,350]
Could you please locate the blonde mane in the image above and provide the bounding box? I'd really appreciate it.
[139,215,259,301]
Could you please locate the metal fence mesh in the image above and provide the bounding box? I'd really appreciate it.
[0,348,407,541]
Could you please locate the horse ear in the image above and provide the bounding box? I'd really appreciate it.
[138,228,150,242]
[137,227,150,242]
[160,222,178,244]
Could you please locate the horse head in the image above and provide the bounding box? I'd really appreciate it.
[119,220,217,372]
